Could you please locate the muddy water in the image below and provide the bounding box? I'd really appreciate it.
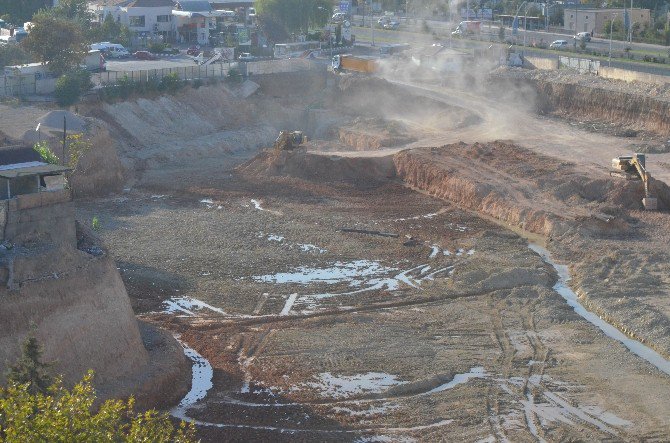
[529,244,670,377]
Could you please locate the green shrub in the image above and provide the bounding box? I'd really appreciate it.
[160,72,183,93]
[33,141,60,165]
[54,69,91,107]
[192,78,204,89]
[148,41,166,53]
[226,67,242,83]
[207,76,219,86]
[54,77,76,106]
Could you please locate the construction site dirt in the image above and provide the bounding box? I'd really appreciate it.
[44,69,670,441]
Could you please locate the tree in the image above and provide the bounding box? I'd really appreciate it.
[0,371,197,442]
[0,45,33,70]
[0,0,51,24]
[52,0,92,23]
[256,0,331,35]
[5,333,53,396]
[22,10,87,75]
[54,69,91,107]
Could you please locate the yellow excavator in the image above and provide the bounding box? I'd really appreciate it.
[611,153,657,210]
[274,131,306,151]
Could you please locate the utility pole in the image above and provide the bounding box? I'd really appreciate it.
[609,13,616,66]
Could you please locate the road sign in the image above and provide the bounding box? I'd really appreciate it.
[339,0,350,12]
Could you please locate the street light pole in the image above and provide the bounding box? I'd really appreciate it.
[513,1,527,46]
[609,13,616,66]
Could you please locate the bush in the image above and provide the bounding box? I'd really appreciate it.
[192,78,204,89]
[148,41,166,53]
[159,72,183,93]
[226,67,242,83]
[0,371,197,442]
[54,69,91,107]
[33,141,60,165]
[207,76,219,86]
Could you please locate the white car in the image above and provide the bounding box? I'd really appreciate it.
[549,40,568,49]
[574,32,591,42]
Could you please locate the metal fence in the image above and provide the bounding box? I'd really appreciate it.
[0,59,319,97]
[1,75,36,97]
[558,55,600,74]
[91,58,318,87]
[92,63,233,86]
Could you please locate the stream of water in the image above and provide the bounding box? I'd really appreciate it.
[528,244,670,377]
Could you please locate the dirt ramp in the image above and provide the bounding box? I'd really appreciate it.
[236,148,396,185]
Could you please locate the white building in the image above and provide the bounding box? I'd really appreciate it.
[89,0,176,43]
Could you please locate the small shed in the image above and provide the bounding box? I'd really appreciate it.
[0,147,70,200]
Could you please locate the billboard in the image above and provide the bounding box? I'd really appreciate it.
[460,8,492,20]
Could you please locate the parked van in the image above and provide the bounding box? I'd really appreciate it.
[90,42,130,58]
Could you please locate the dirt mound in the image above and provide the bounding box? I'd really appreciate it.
[329,76,481,131]
[337,117,416,150]
[236,147,396,185]
[393,142,667,238]
[69,123,125,197]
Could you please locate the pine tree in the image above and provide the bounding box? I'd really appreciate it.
[6,333,53,395]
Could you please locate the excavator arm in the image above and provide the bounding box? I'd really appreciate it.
[611,153,657,210]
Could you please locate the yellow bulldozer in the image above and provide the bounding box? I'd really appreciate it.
[611,153,657,210]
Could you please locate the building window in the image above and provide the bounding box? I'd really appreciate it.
[157,15,171,22]
[129,16,145,27]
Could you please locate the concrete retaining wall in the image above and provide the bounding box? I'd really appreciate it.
[524,55,558,70]
[599,65,670,85]
[1,190,75,247]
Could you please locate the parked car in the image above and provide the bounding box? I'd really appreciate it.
[186,46,201,56]
[332,12,347,23]
[574,31,591,42]
[378,17,390,26]
[549,40,568,49]
[383,20,400,30]
[238,52,256,62]
[91,42,130,58]
[133,50,158,60]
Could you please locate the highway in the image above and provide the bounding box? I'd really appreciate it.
[350,19,670,75]
[351,14,670,57]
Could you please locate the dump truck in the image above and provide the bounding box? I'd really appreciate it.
[611,153,657,210]
[332,55,378,73]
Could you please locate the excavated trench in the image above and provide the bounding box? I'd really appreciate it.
[491,74,670,137]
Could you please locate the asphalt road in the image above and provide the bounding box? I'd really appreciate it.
[352,23,670,75]
[353,14,670,56]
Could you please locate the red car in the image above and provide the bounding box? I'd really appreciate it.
[186,46,201,56]
[133,50,158,60]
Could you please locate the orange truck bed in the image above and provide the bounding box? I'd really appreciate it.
[339,56,378,73]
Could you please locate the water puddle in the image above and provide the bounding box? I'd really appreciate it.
[424,367,487,395]
[171,340,213,420]
[163,296,227,316]
[529,244,670,377]
[305,372,408,399]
